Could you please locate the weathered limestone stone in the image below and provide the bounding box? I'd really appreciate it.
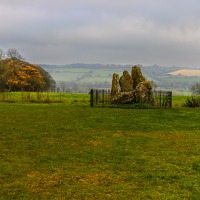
[119,70,133,92]
[111,91,135,104]
[135,81,154,103]
[111,73,119,96]
[131,66,145,89]
[110,66,154,105]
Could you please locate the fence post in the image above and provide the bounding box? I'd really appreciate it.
[169,92,172,108]
[102,89,105,106]
[159,90,162,108]
[96,89,98,105]
[90,89,94,107]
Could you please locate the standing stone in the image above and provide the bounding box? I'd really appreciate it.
[110,66,154,105]
[110,91,135,104]
[135,80,154,103]
[131,66,145,89]
[111,73,119,96]
[119,70,133,92]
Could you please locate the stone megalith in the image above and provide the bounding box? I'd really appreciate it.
[111,91,135,104]
[131,66,145,89]
[119,70,133,92]
[135,80,154,103]
[110,66,154,105]
[111,73,119,96]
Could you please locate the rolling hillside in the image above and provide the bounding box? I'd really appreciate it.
[40,64,200,92]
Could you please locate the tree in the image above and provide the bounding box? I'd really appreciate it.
[6,65,45,91]
[0,64,7,91]
[6,48,25,60]
[32,64,56,91]
[151,80,158,90]
[21,66,45,91]
[0,49,4,59]
[59,81,68,92]
[191,83,200,95]
[0,58,55,92]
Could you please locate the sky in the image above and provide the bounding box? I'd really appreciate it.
[1,0,200,67]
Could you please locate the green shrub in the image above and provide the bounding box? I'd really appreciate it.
[184,96,200,107]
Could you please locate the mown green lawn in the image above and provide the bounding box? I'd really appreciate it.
[1,99,200,199]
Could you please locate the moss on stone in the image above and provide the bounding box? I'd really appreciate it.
[119,70,133,92]
[111,73,119,96]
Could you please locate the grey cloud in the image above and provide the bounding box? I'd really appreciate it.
[1,0,200,66]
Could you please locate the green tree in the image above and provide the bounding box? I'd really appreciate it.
[32,64,56,91]
[191,83,200,95]
[0,49,4,59]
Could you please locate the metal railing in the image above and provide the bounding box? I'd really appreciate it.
[90,89,172,108]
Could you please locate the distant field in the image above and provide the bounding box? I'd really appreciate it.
[43,67,200,92]
[155,75,200,89]
[77,76,112,83]
[50,72,85,82]
[46,68,92,73]
[168,69,200,76]
[43,67,124,83]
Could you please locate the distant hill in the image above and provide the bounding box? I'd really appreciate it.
[41,63,132,69]
[39,63,200,92]
[41,63,181,71]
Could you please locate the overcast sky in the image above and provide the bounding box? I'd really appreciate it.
[1,0,200,67]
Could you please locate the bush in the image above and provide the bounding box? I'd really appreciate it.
[184,96,200,107]
[191,83,200,95]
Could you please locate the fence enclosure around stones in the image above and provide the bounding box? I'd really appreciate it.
[90,89,172,108]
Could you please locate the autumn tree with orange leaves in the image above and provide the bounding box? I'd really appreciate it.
[6,66,45,91]
[0,58,55,92]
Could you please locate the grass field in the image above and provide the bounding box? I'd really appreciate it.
[0,91,189,106]
[156,75,200,86]
[44,67,123,83]
[1,95,200,199]
[0,92,90,104]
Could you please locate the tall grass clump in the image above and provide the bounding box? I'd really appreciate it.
[184,96,200,107]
